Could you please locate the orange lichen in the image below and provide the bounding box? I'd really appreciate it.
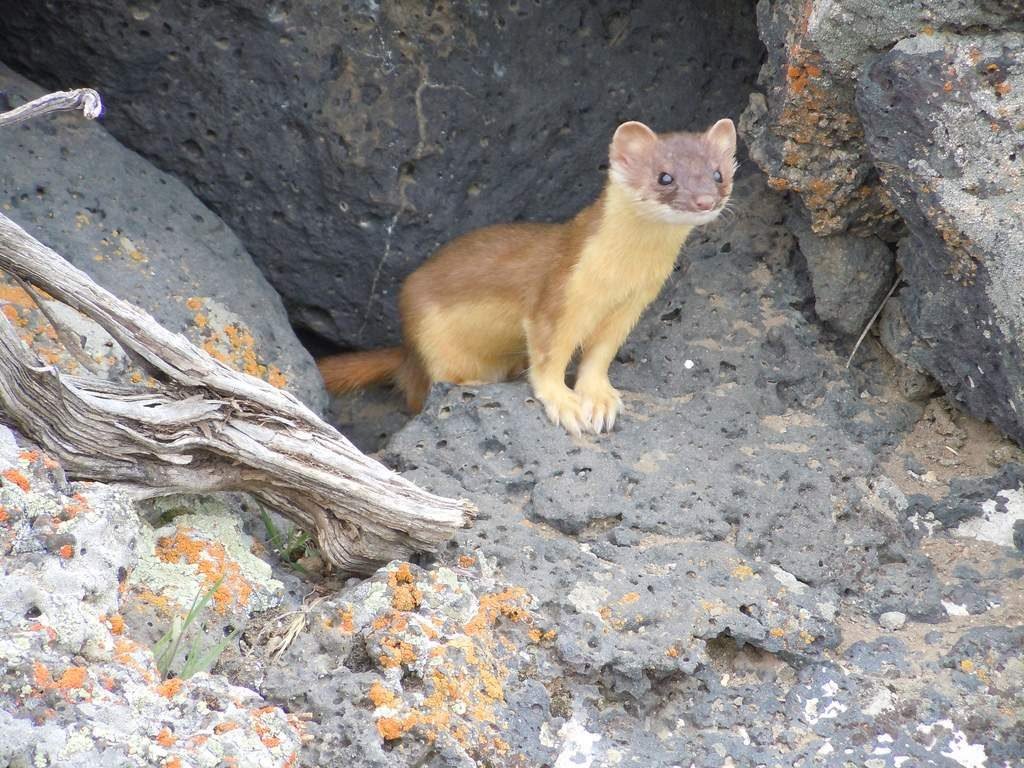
[164,758,182,768]
[19,449,40,462]
[32,663,88,693]
[369,681,399,708]
[154,528,253,613]
[458,555,476,568]
[770,627,786,638]
[59,544,75,559]
[33,662,51,688]
[2,304,20,324]
[0,507,8,523]
[620,592,640,604]
[388,563,423,611]
[134,588,173,613]
[666,646,679,658]
[107,614,125,635]
[186,297,204,311]
[268,365,288,389]
[786,62,822,94]
[114,637,158,683]
[2,469,31,492]
[391,584,422,612]
[379,637,418,669]
[943,81,953,92]
[995,81,1011,97]
[0,283,33,307]
[731,564,755,580]
[214,721,240,734]
[377,716,408,740]
[155,727,176,747]
[338,609,355,634]
[464,588,529,636]
[155,678,183,698]
[63,493,91,519]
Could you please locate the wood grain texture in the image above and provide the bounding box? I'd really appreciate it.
[0,91,474,574]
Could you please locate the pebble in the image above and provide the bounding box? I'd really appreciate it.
[879,611,906,631]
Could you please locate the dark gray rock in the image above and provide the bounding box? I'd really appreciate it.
[386,176,922,598]
[790,214,895,336]
[857,32,1024,445]
[920,462,1024,529]
[878,610,906,630]
[739,0,1022,237]
[0,63,328,413]
[878,292,942,401]
[865,559,945,622]
[0,1,762,349]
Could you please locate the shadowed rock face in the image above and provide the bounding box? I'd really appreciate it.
[858,32,1024,446]
[739,0,1024,445]
[0,1,763,349]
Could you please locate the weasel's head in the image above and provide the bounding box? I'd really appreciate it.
[608,118,737,226]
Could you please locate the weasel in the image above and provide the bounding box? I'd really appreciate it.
[319,118,737,436]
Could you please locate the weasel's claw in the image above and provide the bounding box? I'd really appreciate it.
[575,379,623,434]
[538,387,585,437]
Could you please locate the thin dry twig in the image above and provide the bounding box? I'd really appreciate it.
[846,277,901,369]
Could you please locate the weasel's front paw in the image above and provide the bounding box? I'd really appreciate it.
[536,386,586,437]
[575,378,623,434]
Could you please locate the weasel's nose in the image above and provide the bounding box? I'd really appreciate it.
[694,195,716,211]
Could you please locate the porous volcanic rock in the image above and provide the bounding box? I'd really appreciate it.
[740,0,1024,445]
[739,0,1022,237]
[858,32,1024,445]
[0,1,762,349]
[0,63,328,412]
[328,172,1024,767]
[789,213,895,337]
[0,426,301,768]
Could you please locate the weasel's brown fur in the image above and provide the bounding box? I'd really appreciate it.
[319,118,737,435]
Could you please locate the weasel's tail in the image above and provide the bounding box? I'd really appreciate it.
[317,346,430,413]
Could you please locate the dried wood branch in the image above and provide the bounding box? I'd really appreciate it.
[0,87,102,127]
[0,91,474,574]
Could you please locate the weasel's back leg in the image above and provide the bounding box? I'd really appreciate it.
[410,300,527,386]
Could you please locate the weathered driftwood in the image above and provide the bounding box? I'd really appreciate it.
[0,90,474,574]
[0,87,102,127]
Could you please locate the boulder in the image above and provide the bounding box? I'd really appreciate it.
[739,0,1021,237]
[857,32,1024,445]
[740,1,1024,443]
[789,214,895,336]
[0,1,762,348]
[0,63,328,413]
[0,425,301,768]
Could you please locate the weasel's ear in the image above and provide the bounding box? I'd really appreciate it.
[706,118,737,155]
[610,121,657,170]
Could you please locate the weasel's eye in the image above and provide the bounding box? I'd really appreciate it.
[658,172,674,186]
[713,169,723,183]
